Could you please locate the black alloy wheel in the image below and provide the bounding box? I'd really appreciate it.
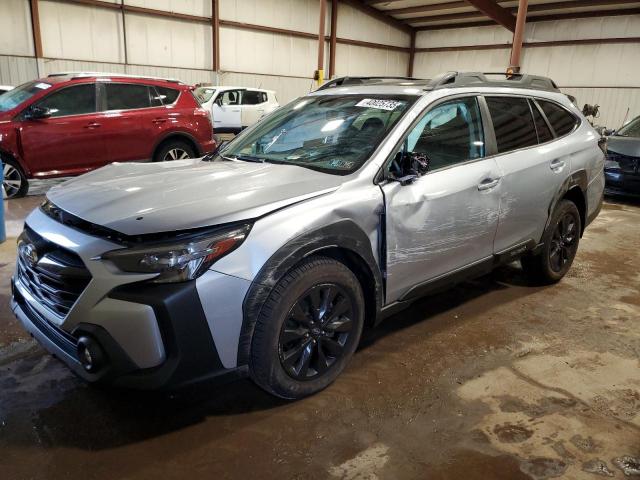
[549,212,578,273]
[279,283,355,380]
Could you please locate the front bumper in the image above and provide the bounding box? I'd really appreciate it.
[11,207,250,389]
[12,276,248,389]
[605,169,640,197]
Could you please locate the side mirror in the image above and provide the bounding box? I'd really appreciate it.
[604,128,616,136]
[25,105,52,120]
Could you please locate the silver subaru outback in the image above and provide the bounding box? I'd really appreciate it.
[11,72,605,399]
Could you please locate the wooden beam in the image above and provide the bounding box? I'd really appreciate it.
[120,0,127,64]
[388,0,510,16]
[219,20,318,39]
[509,0,528,71]
[340,0,413,33]
[464,0,516,30]
[329,0,338,78]
[404,11,488,24]
[212,0,220,71]
[407,30,416,77]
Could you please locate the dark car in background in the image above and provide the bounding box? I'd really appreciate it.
[0,73,216,199]
[605,116,640,197]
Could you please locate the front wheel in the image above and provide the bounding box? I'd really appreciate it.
[2,158,29,199]
[250,257,365,399]
[521,199,581,284]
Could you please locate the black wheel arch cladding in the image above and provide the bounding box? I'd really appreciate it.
[238,219,384,366]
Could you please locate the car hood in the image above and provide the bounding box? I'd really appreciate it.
[607,136,640,158]
[47,159,344,236]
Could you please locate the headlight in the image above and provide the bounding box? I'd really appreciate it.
[102,224,251,283]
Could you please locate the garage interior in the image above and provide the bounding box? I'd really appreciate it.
[1,1,640,479]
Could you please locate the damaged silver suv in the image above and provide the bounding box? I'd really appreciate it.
[12,72,605,399]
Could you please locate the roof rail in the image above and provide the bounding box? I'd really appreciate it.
[47,72,182,83]
[316,76,429,91]
[427,71,560,92]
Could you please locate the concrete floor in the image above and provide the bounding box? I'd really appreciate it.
[0,191,639,480]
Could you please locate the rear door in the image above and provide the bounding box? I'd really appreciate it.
[97,82,167,163]
[240,90,268,127]
[211,89,242,131]
[382,96,502,303]
[17,83,107,175]
[486,95,572,253]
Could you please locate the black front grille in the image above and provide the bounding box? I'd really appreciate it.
[16,228,92,318]
[607,151,640,174]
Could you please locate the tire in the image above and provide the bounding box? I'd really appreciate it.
[250,256,365,400]
[153,139,196,162]
[2,157,28,199]
[521,199,581,284]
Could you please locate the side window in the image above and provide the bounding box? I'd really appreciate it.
[486,96,538,154]
[217,90,241,106]
[154,86,180,105]
[530,100,553,143]
[539,100,579,137]
[403,96,485,171]
[242,91,264,105]
[105,83,152,110]
[35,84,96,117]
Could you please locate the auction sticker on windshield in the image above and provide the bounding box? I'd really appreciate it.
[356,99,404,111]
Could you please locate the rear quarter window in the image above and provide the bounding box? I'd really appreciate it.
[539,100,579,137]
[155,86,180,105]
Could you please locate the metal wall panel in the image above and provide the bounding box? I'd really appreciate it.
[39,0,124,63]
[413,48,511,78]
[335,44,409,77]
[0,55,38,85]
[336,2,410,48]
[219,26,326,78]
[125,12,212,70]
[124,0,212,17]
[0,0,34,56]
[220,0,329,35]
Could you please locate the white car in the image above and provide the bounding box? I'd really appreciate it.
[194,86,279,134]
[0,85,14,95]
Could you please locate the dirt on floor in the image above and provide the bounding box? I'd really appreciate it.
[0,193,639,480]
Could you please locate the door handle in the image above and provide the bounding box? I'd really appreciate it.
[550,158,566,171]
[478,177,501,191]
[152,118,167,124]
[84,122,101,129]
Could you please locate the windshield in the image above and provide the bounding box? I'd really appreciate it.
[216,94,416,175]
[194,87,216,104]
[0,81,52,112]
[617,116,640,137]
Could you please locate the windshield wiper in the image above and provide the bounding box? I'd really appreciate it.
[233,154,265,163]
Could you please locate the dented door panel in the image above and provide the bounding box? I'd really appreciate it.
[382,159,501,303]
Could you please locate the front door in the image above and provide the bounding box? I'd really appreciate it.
[18,83,108,176]
[382,96,502,303]
[211,89,243,132]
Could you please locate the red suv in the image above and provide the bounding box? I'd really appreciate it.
[0,73,216,198]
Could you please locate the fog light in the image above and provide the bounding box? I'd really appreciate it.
[77,336,105,372]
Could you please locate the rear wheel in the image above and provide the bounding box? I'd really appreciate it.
[153,140,196,162]
[521,199,581,284]
[250,257,365,399]
[2,158,28,199]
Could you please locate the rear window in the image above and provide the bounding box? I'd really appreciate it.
[539,100,579,137]
[531,100,554,143]
[155,86,180,105]
[105,83,152,110]
[486,96,538,154]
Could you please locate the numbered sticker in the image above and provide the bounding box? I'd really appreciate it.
[356,98,403,111]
